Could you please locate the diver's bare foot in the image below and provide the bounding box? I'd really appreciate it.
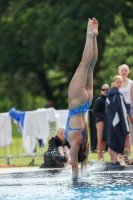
[92,17,98,36]
[87,17,98,38]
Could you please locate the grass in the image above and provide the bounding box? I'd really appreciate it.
[0,119,133,167]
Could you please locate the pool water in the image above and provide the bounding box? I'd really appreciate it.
[0,166,133,200]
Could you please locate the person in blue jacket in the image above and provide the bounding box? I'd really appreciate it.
[103,75,129,163]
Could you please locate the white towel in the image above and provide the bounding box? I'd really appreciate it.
[22,134,37,155]
[36,108,59,141]
[56,109,68,129]
[22,108,59,154]
[0,113,12,147]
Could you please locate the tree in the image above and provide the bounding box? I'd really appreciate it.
[0,0,133,111]
[98,15,133,88]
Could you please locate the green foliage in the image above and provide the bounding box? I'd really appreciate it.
[98,15,133,88]
[0,0,133,110]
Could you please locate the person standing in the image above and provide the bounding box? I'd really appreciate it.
[93,83,109,160]
[103,75,129,162]
[118,64,133,163]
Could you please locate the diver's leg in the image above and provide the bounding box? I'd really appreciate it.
[86,34,98,102]
[68,18,98,108]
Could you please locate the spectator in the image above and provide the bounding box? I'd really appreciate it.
[40,127,71,168]
[103,75,129,163]
[93,83,109,160]
[118,64,133,163]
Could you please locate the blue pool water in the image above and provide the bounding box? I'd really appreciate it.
[0,166,133,200]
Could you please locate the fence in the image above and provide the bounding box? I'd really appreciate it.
[0,109,93,166]
[0,120,57,166]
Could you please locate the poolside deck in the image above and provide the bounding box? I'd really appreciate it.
[0,166,62,174]
[1,162,133,175]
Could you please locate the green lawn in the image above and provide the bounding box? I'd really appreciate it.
[0,120,133,167]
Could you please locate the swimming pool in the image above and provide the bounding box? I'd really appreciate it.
[0,165,133,200]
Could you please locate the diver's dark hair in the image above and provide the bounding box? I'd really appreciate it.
[78,121,89,163]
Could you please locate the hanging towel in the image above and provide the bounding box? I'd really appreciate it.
[22,108,59,153]
[56,110,68,129]
[0,113,12,147]
[9,107,25,133]
[9,107,37,154]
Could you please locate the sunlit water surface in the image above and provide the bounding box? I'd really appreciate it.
[0,163,133,200]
